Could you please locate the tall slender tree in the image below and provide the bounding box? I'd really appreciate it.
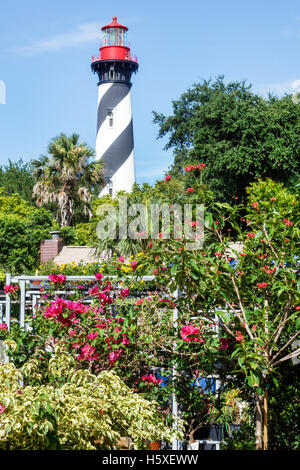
[32,133,103,227]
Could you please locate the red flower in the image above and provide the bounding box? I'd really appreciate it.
[0,323,8,330]
[214,252,222,257]
[257,282,268,289]
[136,298,144,305]
[180,324,205,343]
[251,325,257,331]
[196,163,206,170]
[186,188,194,193]
[165,175,171,181]
[240,253,247,257]
[120,288,130,298]
[148,242,153,248]
[95,272,104,281]
[252,202,259,208]
[247,232,256,238]
[235,331,244,342]
[283,218,293,227]
[219,338,230,350]
[153,269,158,275]
[184,165,196,172]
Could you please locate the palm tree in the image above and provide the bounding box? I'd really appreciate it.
[32,133,103,227]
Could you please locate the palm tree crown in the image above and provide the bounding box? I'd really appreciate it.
[32,133,103,226]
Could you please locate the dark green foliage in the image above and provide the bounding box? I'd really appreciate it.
[0,188,52,273]
[153,76,300,201]
[0,159,34,203]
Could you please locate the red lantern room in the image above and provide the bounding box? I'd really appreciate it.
[92,16,138,63]
[91,16,138,86]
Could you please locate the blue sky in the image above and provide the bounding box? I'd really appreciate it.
[0,0,299,184]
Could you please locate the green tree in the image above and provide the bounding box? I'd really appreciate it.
[141,177,299,450]
[32,133,103,227]
[0,188,53,273]
[153,76,300,201]
[0,159,34,203]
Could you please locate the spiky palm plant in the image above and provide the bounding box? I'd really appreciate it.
[32,133,103,227]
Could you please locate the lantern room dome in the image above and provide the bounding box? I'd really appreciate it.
[101,16,128,31]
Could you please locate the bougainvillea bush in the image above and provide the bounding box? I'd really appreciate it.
[0,343,184,449]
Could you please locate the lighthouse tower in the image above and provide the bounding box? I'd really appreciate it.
[91,17,139,197]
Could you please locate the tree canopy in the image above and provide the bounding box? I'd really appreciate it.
[153,76,300,201]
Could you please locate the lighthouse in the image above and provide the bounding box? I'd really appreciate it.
[91,17,139,197]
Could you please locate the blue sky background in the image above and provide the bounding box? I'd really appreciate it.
[0,0,299,184]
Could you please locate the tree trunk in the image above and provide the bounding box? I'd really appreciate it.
[263,386,268,450]
[60,193,74,227]
[255,392,263,450]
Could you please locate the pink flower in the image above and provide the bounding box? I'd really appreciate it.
[118,256,124,262]
[108,349,123,364]
[240,252,247,257]
[214,252,222,257]
[136,298,144,305]
[186,188,194,193]
[180,324,205,343]
[0,404,6,414]
[252,202,259,208]
[141,374,162,386]
[0,323,8,330]
[48,274,66,284]
[4,284,19,294]
[148,242,153,248]
[131,261,138,271]
[87,332,99,340]
[122,336,130,345]
[153,269,158,275]
[165,175,171,181]
[251,325,257,331]
[69,330,77,337]
[95,272,104,281]
[270,197,277,202]
[77,285,85,289]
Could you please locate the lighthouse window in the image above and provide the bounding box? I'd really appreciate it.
[109,70,115,80]
[108,111,114,127]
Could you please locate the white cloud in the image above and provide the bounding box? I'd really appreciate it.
[11,22,101,56]
[256,79,300,97]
